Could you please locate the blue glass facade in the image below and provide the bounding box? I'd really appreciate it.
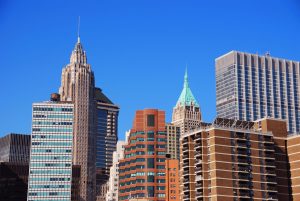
[27,102,74,201]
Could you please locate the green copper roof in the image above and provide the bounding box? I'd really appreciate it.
[176,69,199,107]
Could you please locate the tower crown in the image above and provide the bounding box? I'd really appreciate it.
[176,68,199,107]
[70,38,87,64]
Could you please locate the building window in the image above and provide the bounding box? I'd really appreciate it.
[147,115,155,127]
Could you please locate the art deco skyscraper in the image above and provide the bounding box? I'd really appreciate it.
[172,69,202,136]
[59,37,96,201]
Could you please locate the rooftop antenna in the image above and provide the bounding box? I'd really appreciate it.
[77,16,80,43]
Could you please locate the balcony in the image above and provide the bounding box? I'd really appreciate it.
[265,161,275,167]
[265,153,274,158]
[183,193,190,200]
[196,182,203,189]
[267,192,278,200]
[183,185,189,191]
[239,189,250,197]
[267,185,277,191]
[265,169,276,175]
[195,166,202,172]
[266,176,276,183]
[236,132,246,139]
[196,191,203,197]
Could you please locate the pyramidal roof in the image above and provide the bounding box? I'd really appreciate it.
[176,69,199,107]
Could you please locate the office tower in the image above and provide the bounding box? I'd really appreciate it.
[27,94,74,201]
[0,162,29,201]
[95,87,119,201]
[165,155,180,201]
[166,123,180,160]
[118,109,167,201]
[287,135,300,200]
[0,133,30,163]
[59,37,97,201]
[172,69,201,136]
[106,140,127,201]
[180,117,293,201]
[216,51,300,134]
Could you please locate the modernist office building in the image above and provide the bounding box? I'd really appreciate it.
[95,87,119,201]
[180,117,295,201]
[118,109,167,201]
[27,94,74,201]
[172,70,202,136]
[59,37,97,201]
[216,51,300,134]
[0,133,30,163]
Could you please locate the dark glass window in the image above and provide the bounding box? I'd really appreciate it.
[147,158,154,168]
[147,115,155,126]
[147,186,155,197]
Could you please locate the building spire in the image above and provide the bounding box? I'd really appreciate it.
[184,65,188,88]
[176,67,199,107]
[77,16,80,43]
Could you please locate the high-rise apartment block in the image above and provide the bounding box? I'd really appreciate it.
[166,123,180,160]
[180,117,295,201]
[59,37,97,201]
[0,133,30,163]
[216,51,300,134]
[172,70,201,136]
[106,140,127,201]
[27,94,74,201]
[118,109,167,201]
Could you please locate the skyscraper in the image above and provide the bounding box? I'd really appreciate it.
[172,69,202,136]
[95,87,119,201]
[118,109,167,201]
[59,37,97,201]
[27,94,74,201]
[216,51,300,134]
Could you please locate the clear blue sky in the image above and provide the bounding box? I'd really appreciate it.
[1,0,300,140]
